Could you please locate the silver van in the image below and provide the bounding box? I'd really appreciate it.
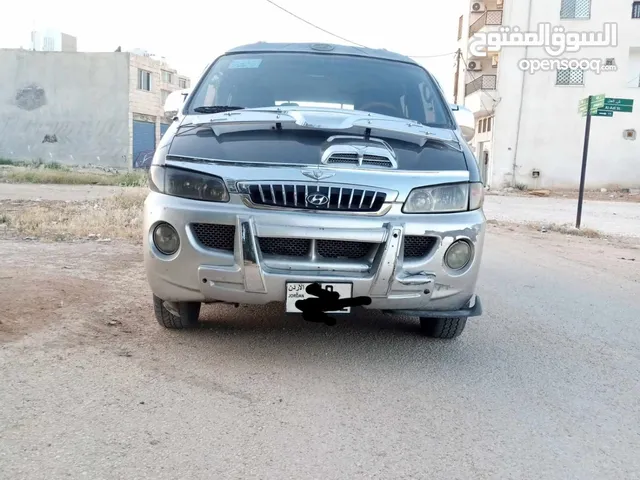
[143,42,485,339]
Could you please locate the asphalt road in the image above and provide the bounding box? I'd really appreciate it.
[1,228,640,479]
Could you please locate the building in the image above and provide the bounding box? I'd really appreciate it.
[128,49,192,168]
[455,0,640,190]
[31,29,78,52]
[0,49,191,169]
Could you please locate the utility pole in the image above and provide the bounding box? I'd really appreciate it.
[576,95,593,229]
[453,48,462,104]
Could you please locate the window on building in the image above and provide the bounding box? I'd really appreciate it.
[43,37,55,51]
[179,78,187,89]
[633,1,640,18]
[161,70,173,84]
[477,117,493,133]
[161,89,171,104]
[478,117,491,134]
[138,69,151,91]
[560,0,591,19]
[556,68,584,85]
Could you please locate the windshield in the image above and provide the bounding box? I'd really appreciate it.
[186,52,454,129]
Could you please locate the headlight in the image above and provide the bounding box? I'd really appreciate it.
[153,223,180,255]
[403,182,484,213]
[444,240,472,270]
[149,165,229,202]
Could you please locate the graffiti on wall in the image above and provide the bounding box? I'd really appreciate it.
[134,150,155,169]
[15,84,47,111]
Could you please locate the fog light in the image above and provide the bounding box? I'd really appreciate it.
[444,240,472,270]
[153,223,180,255]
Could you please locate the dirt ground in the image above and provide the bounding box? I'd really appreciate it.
[490,188,640,203]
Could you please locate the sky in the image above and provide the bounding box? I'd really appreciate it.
[1,0,464,101]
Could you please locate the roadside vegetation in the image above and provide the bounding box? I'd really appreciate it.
[0,191,147,242]
[0,158,147,187]
[488,219,604,239]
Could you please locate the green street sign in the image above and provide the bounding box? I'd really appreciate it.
[604,98,634,107]
[601,104,633,113]
[591,95,606,109]
[579,94,606,116]
[594,109,613,117]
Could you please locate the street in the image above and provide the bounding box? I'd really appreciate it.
[1,221,639,479]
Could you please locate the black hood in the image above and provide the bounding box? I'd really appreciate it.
[168,128,470,172]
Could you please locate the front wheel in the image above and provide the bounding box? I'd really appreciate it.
[419,317,467,339]
[153,294,201,329]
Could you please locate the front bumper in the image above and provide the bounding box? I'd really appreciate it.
[143,192,486,316]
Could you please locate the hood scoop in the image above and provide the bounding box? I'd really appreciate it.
[320,135,397,169]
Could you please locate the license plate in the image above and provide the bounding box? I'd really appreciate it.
[285,282,353,314]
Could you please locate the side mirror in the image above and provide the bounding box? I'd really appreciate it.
[450,104,475,142]
[164,88,191,117]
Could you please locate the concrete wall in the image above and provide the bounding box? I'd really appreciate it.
[0,50,130,168]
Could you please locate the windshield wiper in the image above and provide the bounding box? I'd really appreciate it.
[193,105,244,114]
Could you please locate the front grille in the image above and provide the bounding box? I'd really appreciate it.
[326,153,393,168]
[257,237,377,260]
[191,223,235,251]
[317,240,375,259]
[246,184,387,212]
[403,236,438,259]
[257,237,310,257]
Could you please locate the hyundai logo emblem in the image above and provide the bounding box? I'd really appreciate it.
[306,193,329,206]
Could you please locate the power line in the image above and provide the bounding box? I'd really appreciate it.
[264,0,457,60]
[627,74,640,86]
[264,0,368,48]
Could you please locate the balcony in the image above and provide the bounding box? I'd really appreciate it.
[465,75,497,117]
[469,10,504,36]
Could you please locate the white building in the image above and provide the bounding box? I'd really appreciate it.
[455,0,640,190]
[31,29,77,52]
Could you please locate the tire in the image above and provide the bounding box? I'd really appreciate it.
[153,294,201,329]
[419,317,467,339]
